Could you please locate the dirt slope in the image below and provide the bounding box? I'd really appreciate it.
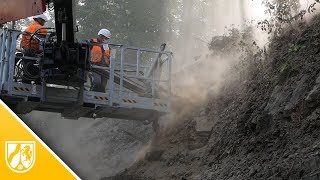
[108,14,320,180]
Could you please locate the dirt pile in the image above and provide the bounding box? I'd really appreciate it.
[108,14,320,180]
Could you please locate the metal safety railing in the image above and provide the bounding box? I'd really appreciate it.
[90,43,172,111]
[0,29,22,95]
[0,28,173,113]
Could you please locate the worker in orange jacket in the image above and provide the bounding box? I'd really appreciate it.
[90,29,111,92]
[20,14,48,84]
[21,14,48,53]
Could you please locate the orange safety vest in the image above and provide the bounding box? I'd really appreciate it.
[90,38,110,65]
[21,21,47,52]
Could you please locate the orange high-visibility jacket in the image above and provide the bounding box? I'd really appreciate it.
[21,21,47,52]
[90,38,110,65]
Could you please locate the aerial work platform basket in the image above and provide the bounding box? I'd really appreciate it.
[0,29,172,124]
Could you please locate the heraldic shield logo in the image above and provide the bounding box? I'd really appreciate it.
[5,141,36,173]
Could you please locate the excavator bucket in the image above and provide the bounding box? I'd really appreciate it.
[0,0,46,24]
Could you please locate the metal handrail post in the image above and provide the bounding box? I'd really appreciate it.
[0,30,6,91]
[136,50,140,77]
[156,52,161,86]
[152,66,155,98]
[168,55,172,109]
[2,30,11,91]
[7,31,18,95]
[119,47,125,104]
[0,32,3,63]
[108,49,116,106]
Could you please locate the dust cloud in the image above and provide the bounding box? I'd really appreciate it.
[19,1,268,179]
[18,0,316,179]
[170,0,320,106]
[169,0,268,108]
[165,0,318,132]
[21,112,153,179]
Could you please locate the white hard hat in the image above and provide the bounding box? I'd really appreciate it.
[33,14,48,22]
[98,29,111,38]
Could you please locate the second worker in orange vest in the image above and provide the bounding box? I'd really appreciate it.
[21,14,48,54]
[90,29,111,93]
[19,14,48,84]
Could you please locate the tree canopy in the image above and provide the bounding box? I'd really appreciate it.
[75,0,167,49]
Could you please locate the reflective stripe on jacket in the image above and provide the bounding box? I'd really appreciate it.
[20,21,47,52]
[90,38,110,65]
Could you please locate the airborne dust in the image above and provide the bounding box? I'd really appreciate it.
[19,1,315,179]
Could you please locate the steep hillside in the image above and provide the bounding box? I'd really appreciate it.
[108,14,320,180]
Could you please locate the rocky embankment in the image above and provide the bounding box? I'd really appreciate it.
[108,14,320,180]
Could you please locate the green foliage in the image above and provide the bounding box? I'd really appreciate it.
[276,61,299,84]
[258,0,320,35]
[288,43,305,53]
[209,25,267,82]
[209,26,261,58]
[75,0,167,48]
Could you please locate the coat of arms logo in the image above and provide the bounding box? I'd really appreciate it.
[5,141,36,173]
